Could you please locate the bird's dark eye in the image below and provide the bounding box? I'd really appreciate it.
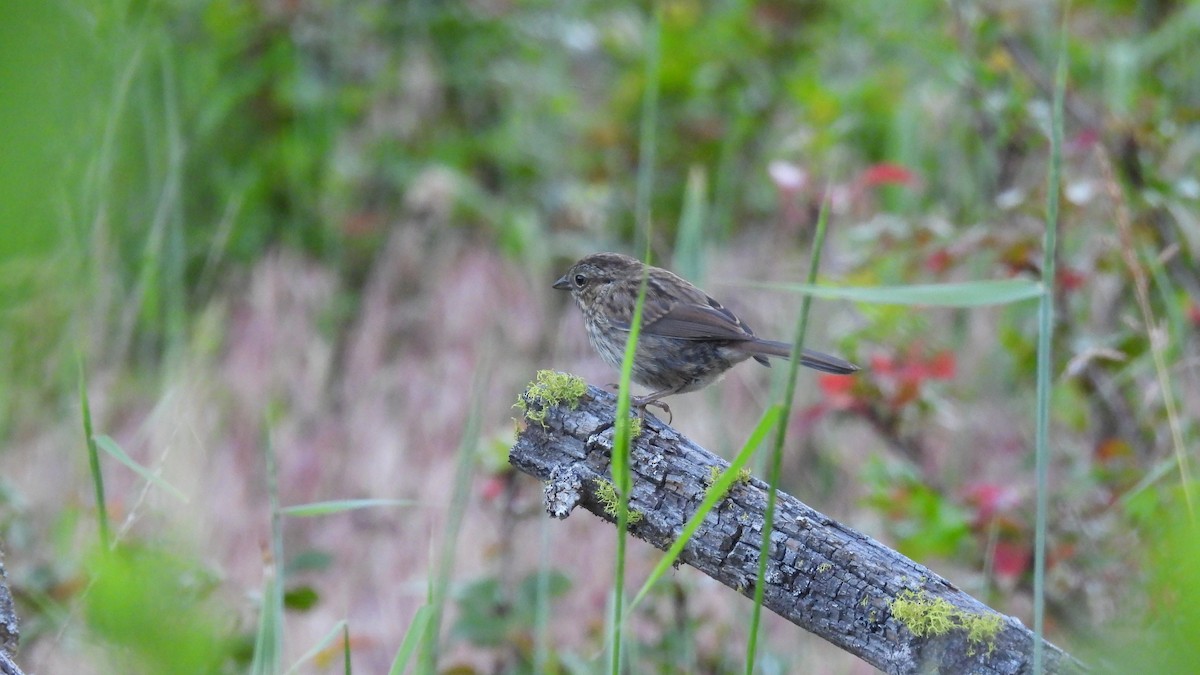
[574,274,587,287]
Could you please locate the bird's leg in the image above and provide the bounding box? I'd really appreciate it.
[631,390,675,425]
[603,384,676,424]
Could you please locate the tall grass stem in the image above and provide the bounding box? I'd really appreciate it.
[745,195,834,673]
[79,356,110,548]
[1032,30,1067,674]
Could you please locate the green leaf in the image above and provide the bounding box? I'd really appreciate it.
[250,550,283,675]
[754,279,1044,306]
[516,570,571,615]
[388,605,433,675]
[93,435,188,503]
[451,577,509,647]
[86,545,230,673]
[285,619,346,674]
[80,358,109,545]
[283,585,320,612]
[280,499,414,517]
[285,549,334,575]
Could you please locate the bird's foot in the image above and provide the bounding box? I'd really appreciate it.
[631,396,672,425]
[603,384,673,424]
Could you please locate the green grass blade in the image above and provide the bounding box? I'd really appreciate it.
[280,499,415,517]
[250,572,283,675]
[625,406,782,615]
[713,95,752,240]
[388,605,433,675]
[608,266,649,675]
[754,279,1043,306]
[673,165,708,281]
[1098,117,1195,517]
[632,4,662,259]
[93,434,188,503]
[419,360,487,673]
[1141,242,1194,511]
[534,520,555,674]
[285,619,347,674]
[1033,28,1067,674]
[609,7,662,672]
[251,424,285,675]
[1120,456,1184,508]
[79,356,110,547]
[746,194,835,674]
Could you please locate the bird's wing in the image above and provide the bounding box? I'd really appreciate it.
[616,296,757,342]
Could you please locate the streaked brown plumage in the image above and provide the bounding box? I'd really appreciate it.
[554,252,858,417]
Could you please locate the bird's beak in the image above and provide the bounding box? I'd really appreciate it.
[552,274,572,290]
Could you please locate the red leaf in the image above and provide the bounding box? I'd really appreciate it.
[818,374,857,409]
[860,163,918,188]
[1066,128,1101,154]
[792,403,830,431]
[925,351,956,380]
[1057,267,1086,291]
[964,482,1021,523]
[992,541,1030,581]
[924,248,953,274]
[478,476,507,501]
[1188,301,1200,328]
[890,379,921,408]
[869,354,897,374]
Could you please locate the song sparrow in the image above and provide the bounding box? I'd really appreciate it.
[554,252,858,418]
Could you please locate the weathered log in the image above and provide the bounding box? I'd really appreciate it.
[510,373,1082,675]
[0,549,23,675]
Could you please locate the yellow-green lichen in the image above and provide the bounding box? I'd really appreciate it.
[514,370,588,427]
[889,589,1002,656]
[704,465,754,490]
[816,562,833,574]
[964,613,1003,654]
[593,478,643,524]
[628,414,643,438]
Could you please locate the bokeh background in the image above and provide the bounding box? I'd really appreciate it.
[2,0,1199,673]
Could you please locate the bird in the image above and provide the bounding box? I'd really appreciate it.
[553,252,858,419]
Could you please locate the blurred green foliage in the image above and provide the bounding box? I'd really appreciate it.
[452,570,571,670]
[85,544,233,674]
[1091,501,1200,674]
[0,3,94,431]
[863,457,972,560]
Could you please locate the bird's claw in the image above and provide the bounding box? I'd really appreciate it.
[632,397,672,425]
[604,385,673,424]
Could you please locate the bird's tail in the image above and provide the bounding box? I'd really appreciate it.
[743,339,860,375]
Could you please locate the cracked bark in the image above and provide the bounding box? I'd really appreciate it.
[509,378,1082,675]
[0,549,23,675]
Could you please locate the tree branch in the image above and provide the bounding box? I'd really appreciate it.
[0,549,23,675]
[509,376,1083,675]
